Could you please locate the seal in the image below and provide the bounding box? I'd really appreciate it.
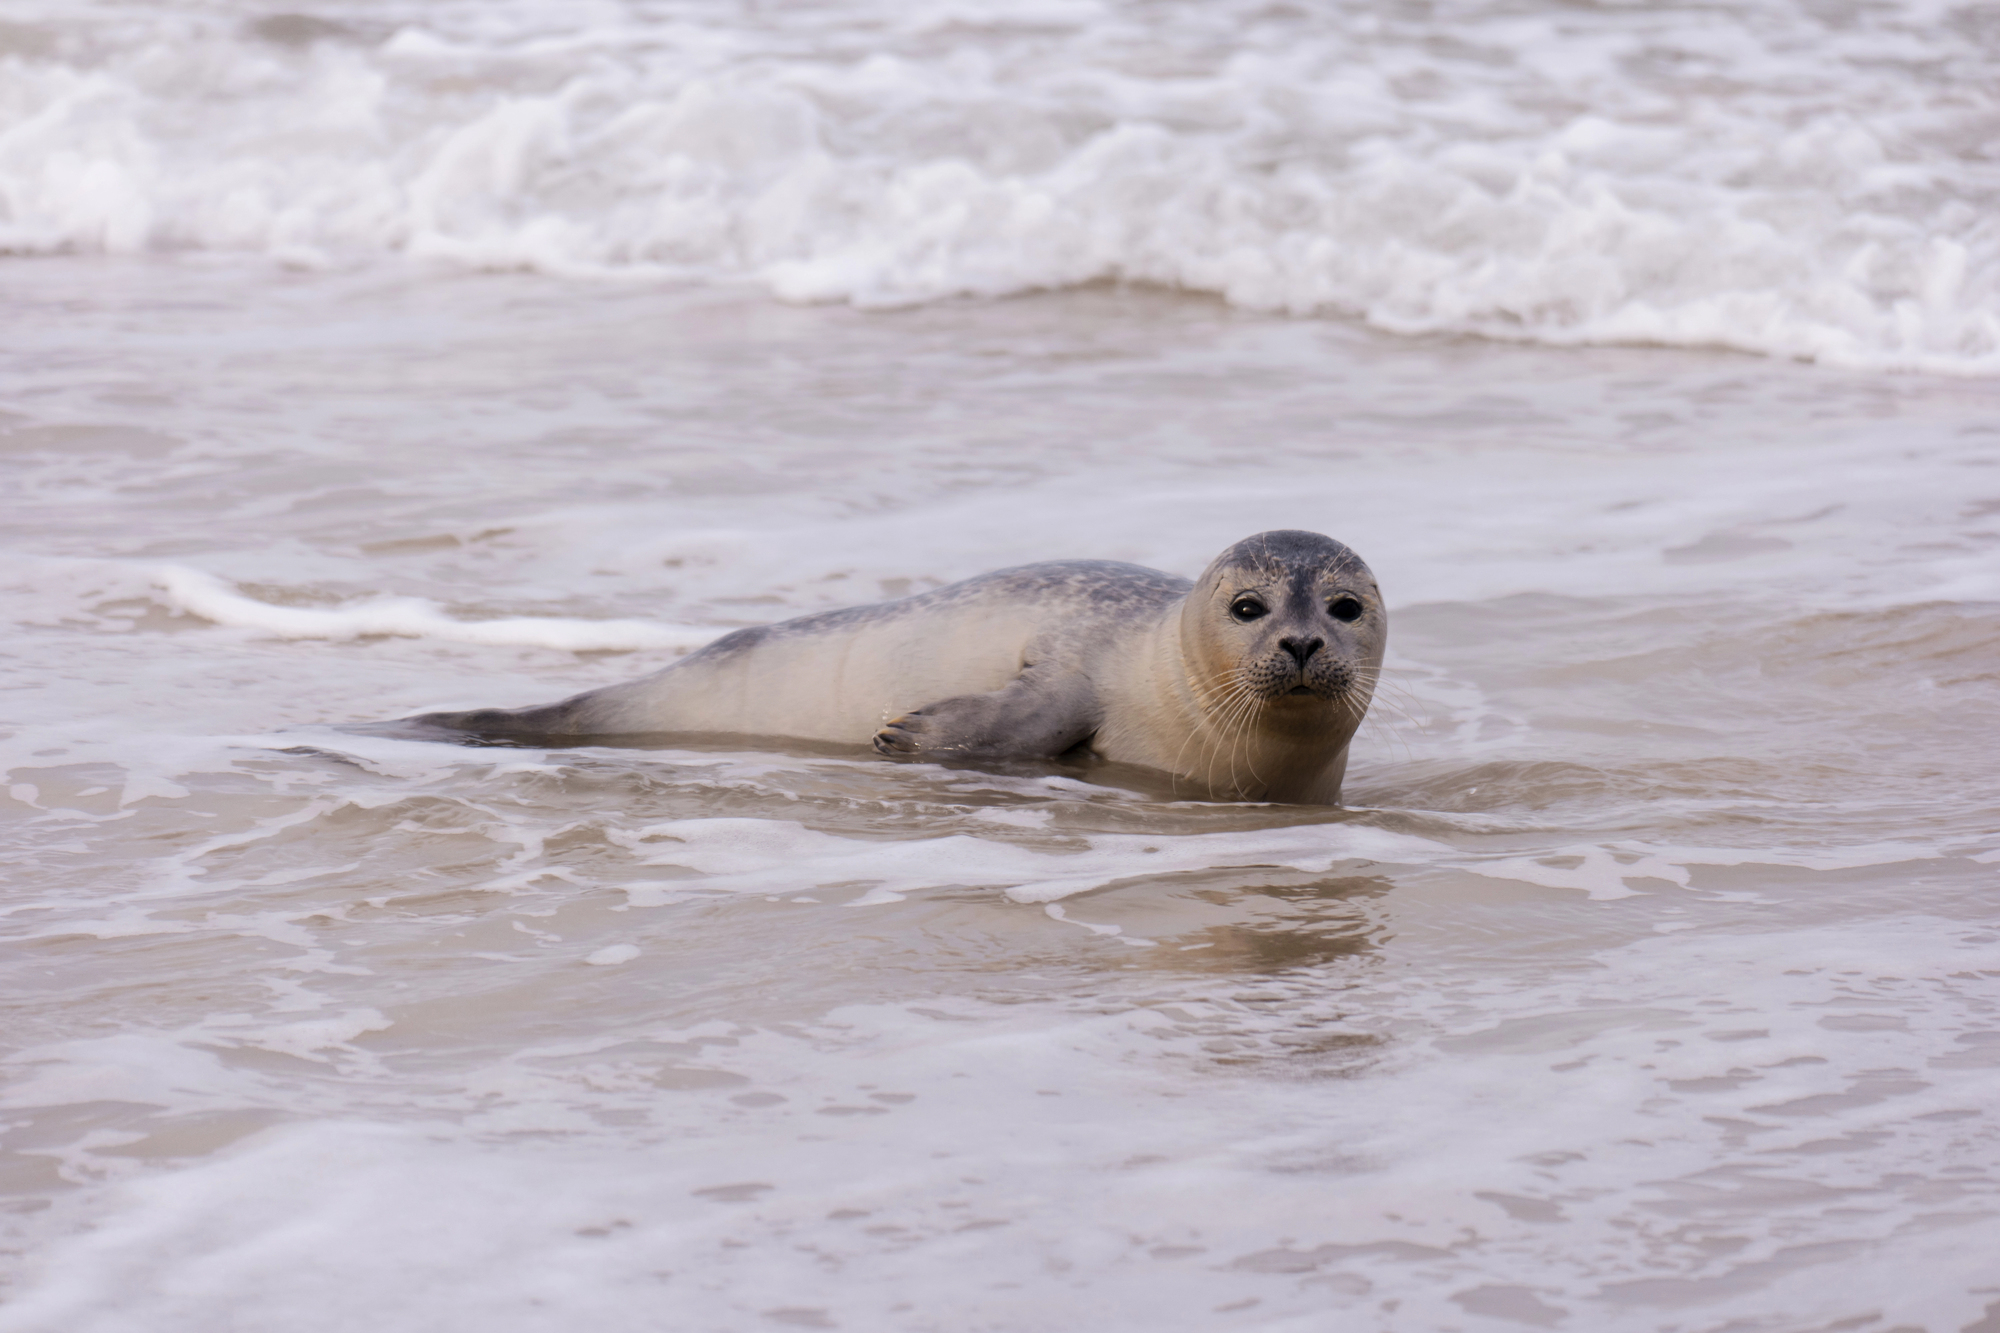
[408,529,1386,803]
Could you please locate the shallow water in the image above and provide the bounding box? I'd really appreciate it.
[3,255,1999,1331]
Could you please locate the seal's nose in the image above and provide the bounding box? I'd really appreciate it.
[1278,637,1322,667]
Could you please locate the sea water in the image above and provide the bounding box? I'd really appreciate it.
[3,3,2000,1331]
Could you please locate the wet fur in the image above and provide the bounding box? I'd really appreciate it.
[408,531,1386,804]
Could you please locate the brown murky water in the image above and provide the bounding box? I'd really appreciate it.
[4,259,2000,1331]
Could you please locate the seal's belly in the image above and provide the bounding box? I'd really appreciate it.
[603,604,1043,743]
[720,616,1033,741]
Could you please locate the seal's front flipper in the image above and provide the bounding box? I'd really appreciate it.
[873,676,1097,760]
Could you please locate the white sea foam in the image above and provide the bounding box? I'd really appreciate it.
[1,0,1995,371]
[609,815,1441,908]
[603,814,1956,912]
[1458,839,1957,901]
[154,565,721,651]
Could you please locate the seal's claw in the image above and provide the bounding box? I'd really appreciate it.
[873,712,924,755]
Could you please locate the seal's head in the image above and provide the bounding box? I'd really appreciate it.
[1181,529,1386,729]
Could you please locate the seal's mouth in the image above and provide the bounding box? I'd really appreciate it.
[1241,655,1355,704]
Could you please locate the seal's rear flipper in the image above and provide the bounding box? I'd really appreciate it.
[336,704,556,748]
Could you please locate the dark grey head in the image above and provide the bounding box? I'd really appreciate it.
[1181,529,1386,719]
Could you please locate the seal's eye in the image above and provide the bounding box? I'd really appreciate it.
[1328,596,1364,622]
[1229,597,1268,622]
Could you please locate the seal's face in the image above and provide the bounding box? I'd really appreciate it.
[1182,530,1387,728]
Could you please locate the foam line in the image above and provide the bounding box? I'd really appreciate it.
[154,566,721,652]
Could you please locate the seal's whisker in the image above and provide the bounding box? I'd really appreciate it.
[1354,683,1428,735]
[1175,669,1253,798]
[1346,666,1426,712]
[1198,673,1259,798]
[1175,670,1242,795]
[1238,686,1270,790]
[1220,679,1266,796]
[1206,677,1259,797]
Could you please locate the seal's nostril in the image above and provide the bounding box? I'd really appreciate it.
[1279,637,1323,666]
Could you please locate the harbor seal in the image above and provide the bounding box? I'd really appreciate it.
[408,529,1386,804]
